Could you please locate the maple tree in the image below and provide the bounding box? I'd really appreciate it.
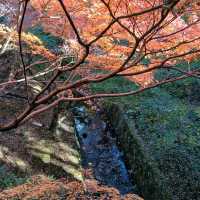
[0,0,200,130]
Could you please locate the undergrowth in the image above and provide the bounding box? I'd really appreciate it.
[90,65,200,200]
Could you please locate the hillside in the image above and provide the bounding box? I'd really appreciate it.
[0,1,200,200]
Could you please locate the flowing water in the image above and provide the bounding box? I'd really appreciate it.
[72,106,135,195]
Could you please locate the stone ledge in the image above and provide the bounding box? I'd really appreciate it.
[104,102,172,200]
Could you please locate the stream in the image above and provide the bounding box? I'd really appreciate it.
[72,105,135,195]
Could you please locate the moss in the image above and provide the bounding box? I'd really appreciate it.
[0,166,27,189]
[91,75,200,200]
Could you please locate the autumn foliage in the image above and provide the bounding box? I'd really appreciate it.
[0,0,200,130]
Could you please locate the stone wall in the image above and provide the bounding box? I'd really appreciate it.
[104,102,171,200]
